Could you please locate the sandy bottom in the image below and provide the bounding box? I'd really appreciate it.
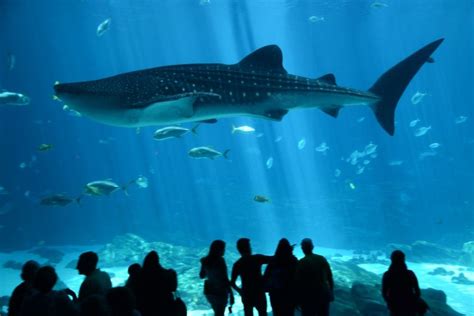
[0,246,472,315]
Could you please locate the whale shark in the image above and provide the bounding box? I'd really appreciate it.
[54,39,443,135]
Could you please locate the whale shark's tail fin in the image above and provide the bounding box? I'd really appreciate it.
[369,38,444,135]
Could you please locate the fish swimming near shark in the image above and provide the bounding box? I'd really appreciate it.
[54,39,443,135]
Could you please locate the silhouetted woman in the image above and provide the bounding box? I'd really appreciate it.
[263,238,298,316]
[200,240,234,316]
[137,251,177,316]
[382,250,421,316]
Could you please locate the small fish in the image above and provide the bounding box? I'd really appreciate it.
[388,160,403,166]
[24,190,30,197]
[357,117,366,123]
[85,180,123,196]
[153,125,199,141]
[411,91,427,105]
[409,119,420,127]
[363,160,370,165]
[419,151,437,160]
[297,138,306,150]
[256,133,264,138]
[426,57,435,64]
[274,136,283,143]
[334,169,341,177]
[135,176,149,189]
[19,162,27,169]
[356,165,365,175]
[349,182,356,190]
[7,52,16,71]
[0,91,30,106]
[232,125,255,134]
[308,16,325,23]
[414,126,431,137]
[454,116,468,124]
[364,142,377,155]
[40,194,81,207]
[96,18,111,37]
[254,195,270,203]
[188,147,230,160]
[315,142,329,154]
[370,1,388,8]
[266,157,274,169]
[199,0,211,5]
[37,144,53,152]
[429,143,441,149]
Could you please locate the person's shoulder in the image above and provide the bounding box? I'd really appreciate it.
[12,281,27,294]
[98,269,111,279]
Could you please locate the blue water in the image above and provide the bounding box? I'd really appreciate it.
[0,0,472,270]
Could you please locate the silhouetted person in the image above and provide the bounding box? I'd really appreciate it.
[77,251,112,302]
[79,295,110,316]
[20,266,78,316]
[294,238,334,316]
[136,251,177,316]
[8,260,40,316]
[107,287,141,316]
[200,240,234,316]
[125,263,142,302]
[382,250,421,316]
[231,238,271,316]
[263,238,298,316]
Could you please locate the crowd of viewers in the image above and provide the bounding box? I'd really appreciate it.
[6,237,426,316]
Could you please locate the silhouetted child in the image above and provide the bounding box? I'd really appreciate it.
[76,251,112,302]
[231,238,271,316]
[8,260,40,316]
[263,238,298,316]
[125,263,141,302]
[20,266,78,316]
[200,240,234,316]
[294,238,334,316]
[382,250,422,316]
[136,251,177,316]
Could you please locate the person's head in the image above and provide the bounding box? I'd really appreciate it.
[237,238,251,256]
[21,260,40,282]
[127,263,141,276]
[301,238,314,255]
[390,250,406,268]
[106,287,136,316]
[77,251,99,276]
[143,251,160,269]
[34,266,58,293]
[274,238,293,258]
[208,240,226,258]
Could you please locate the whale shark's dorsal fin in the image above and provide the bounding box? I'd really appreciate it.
[317,74,337,85]
[238,45,287,74]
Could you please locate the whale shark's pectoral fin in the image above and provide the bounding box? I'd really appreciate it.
[260,109,288,121]
[199,119,218,124]
[321,105,342,118]
[142,92,221,122]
